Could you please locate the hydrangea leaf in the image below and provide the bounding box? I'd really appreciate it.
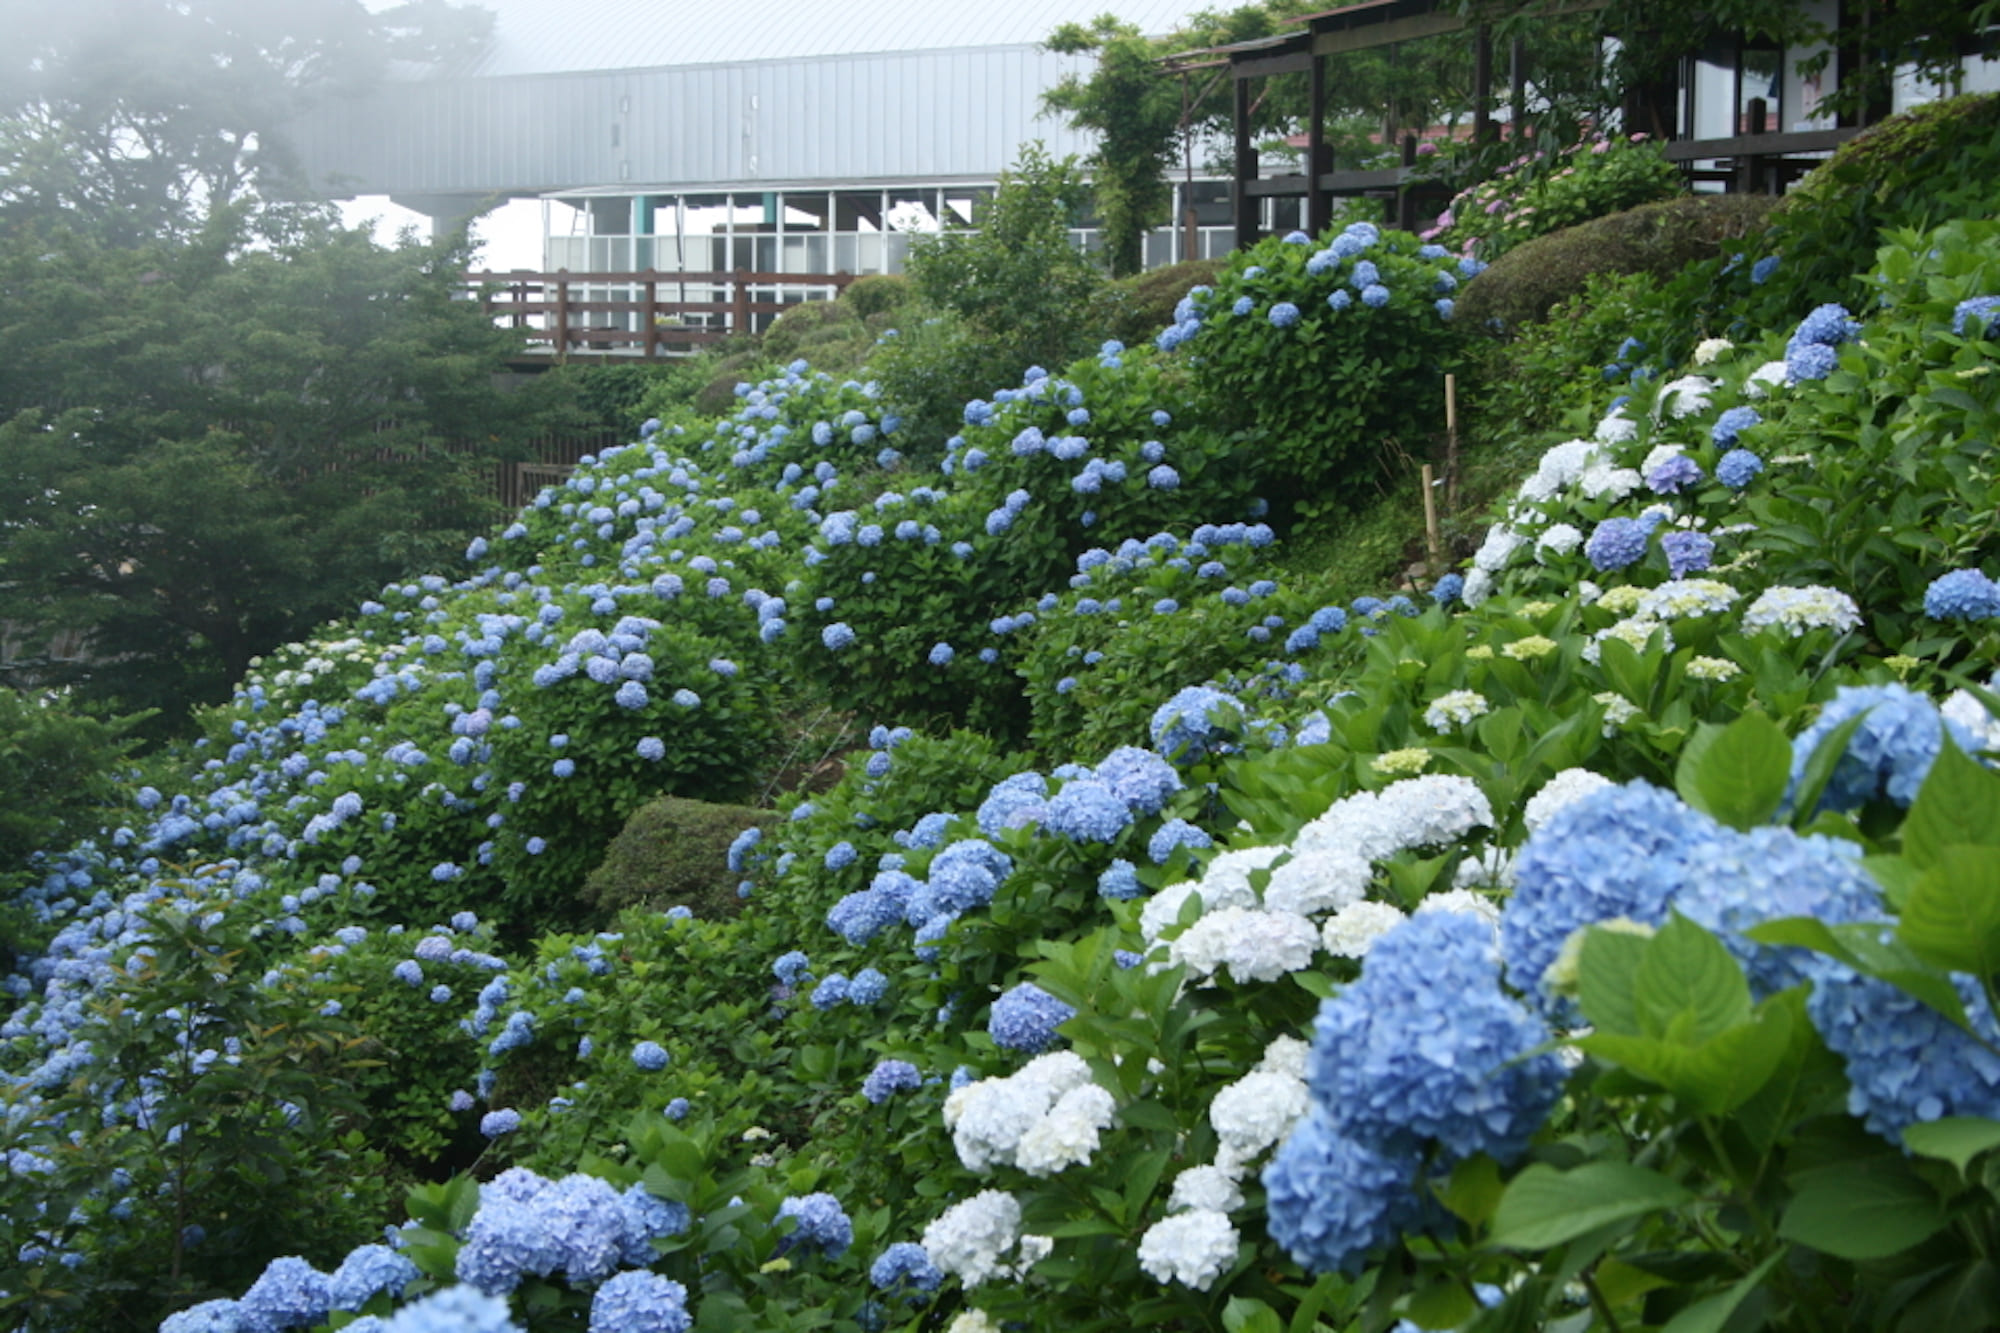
[1437,1153,1505,1229]
[1633,914,1752,1044]
[1488,1162,1691,1250]
[1778,1158,1946,1259]
[1674,712,1791,831]
[1579,999,1795,1117]
[1657,1248,1788,1333]
[1897,846,2000,977]
[1404,1278,1477,1331]
[1788,711,1872,824]
[1901,736,2000,870]
[1903,1117,2000,1173]
[1748,916,1974,1034]
[1221,1296,1285,1333]
[1577,927,1651,1037]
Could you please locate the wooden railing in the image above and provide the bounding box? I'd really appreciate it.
[463,269,857,362]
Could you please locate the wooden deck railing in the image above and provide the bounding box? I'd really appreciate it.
[463,269,857,362]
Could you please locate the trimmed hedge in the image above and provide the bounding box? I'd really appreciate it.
[579,796,778,923]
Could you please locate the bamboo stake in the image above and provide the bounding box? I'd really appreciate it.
[1421,463,1442,579]
[1444,372,1460,514]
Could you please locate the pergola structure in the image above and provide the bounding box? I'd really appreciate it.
[1183,0,1933,249]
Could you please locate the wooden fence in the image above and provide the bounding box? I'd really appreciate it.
[463,269,857,362]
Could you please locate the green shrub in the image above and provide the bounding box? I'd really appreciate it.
[1166,224,1469,522]
[1433,133,1686,262]
[759,300,856,363]
[1097,257,1226,348]
[582,796,776,922]
[0,690,140,897]
[839,274,912,321]
[1459,194,1777,331]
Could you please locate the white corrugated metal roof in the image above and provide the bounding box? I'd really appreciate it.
[454,0,1206,76]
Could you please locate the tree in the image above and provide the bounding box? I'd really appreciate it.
[1044,18,1184,277]
[0,0,490,245]
[0,216,539,729]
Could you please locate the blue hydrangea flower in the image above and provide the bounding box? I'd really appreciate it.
[1952,296,2000,339]
[479,1108,521,1138]
[1710,405,1762,447]
[1750,254,1781,284]
[589,1270,691,1333]
[1788,684,1971,812]
[1431,573,1464,605]
[773,951,812,985]
[1672,825,1884,996]
[825,841,858,871]
[1097,858,1143,899]
[632,1041,670,1071]
[1042,777,1132,843]
[928,641,955,665]
[1500,782,1728,1006]
[1309,911,1565,1164]
[330,1245,420,1312]
[240,1256,332,1332]
[1716,448,1763,489]
[1263,1109,1430,1276]
[870,1241,944,1299]
[393,959,424,988]
[1924,569,2000,621]
[1149,686,1246,765]
[1786,341,1839,381]
[1646,454,1704,494]
[381,1284,523,1333]
[862,1059,923,1104]
[1583,517,1651,572]
[988,982,1075,1054]
[776,1193,853,1259]
[1660,529,1715,578]
[1148,817,1213,864]
[812,973,852,1009]
[850,967,889,1005]
[977,771,1049,838]
[1231,296,1255,317]
[1360,284,1390,309]
[822,623,856,651]
[922,838,1012,917]
[1269,301,1301,328]
[1096,746,1181,815]
[1809,968,2000,1142]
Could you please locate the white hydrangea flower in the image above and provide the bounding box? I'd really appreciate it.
[1415,887,1503,934]
[1199,845,1286,902]
[1423,689,1491,733]
[1462,567,1494,606]
[1744,359,1789,398]
[1016,1234,1052,1269]
[1583,617,1672,664]
[1137,1209,1239,1290]
[1262,847,1373,917]
[1535,523,1584,560]
[1578,464,1641,501]
[948,1313,1003,1333]
[1210,1068,1310,1159]
[1635,578,1742,621]
[1685,655,1743,683]
[1741,585,1862,637]
[1258,1036,1311,1080]
[1168,1164,1246,1215]
[1322,900,1407,958]
[923,1191,1021,1288]
[1451,846,1515,889]
[1168,907,1320,984]
[1655,374,1715,419]
[945,1052,1095,1172]
[1594,411,1638,445]
[1520,438,1601,502]
[1014,1083,1118,1177]
[1375,775,1494,848]
[1474,525,1528,573]
[1692,337,1734,365]
[1943,687,2000,752]
[1594,692,1643,732]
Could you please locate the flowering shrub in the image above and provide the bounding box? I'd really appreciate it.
[1432,133,1684,262]
[1163,223,1472,520]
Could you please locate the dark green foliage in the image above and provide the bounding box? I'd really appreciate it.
[582,797,778,923]
[1044,18,1183,278]
[839,274,912,321]
[1459,194,1777,331]
[1098,258,1227,348]
[1434,135,1687,264]
[0,219,541,733]
[874,147,1108,446]
[1686,94,2000,347]
[6,892,390,1330]
[0,691,141,894]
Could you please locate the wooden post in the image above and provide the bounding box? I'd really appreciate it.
[1421,463,1443,578]
[1307,51,1330,237]
[553,273,570,365]
[730,273,750,338]
[1397,134,1419,232]
[1473,25,1495,146]
[642,271,658,359]
[1444,373,1460,514]
[1232,73,1257,251]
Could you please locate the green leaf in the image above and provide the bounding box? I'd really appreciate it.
[1634,914,1751,1044]
[1659,1247,1787,1333]
[1903,737,2000,868]
[1576,927,1649,1036]
[1747,916,1973,1032]
[1675,712,1792,830]
[1439,1153,1505,1229]
[1904,1117,2000,1173]
[1780,1160,1947,1259]
[1790,710,1872,826]
[1403,1279,1476,1330]
[1489,1162,1692,1250]
[1580,999,1794,1116]
[1898,845,2000,978]
[1222,1296,1285,1333]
